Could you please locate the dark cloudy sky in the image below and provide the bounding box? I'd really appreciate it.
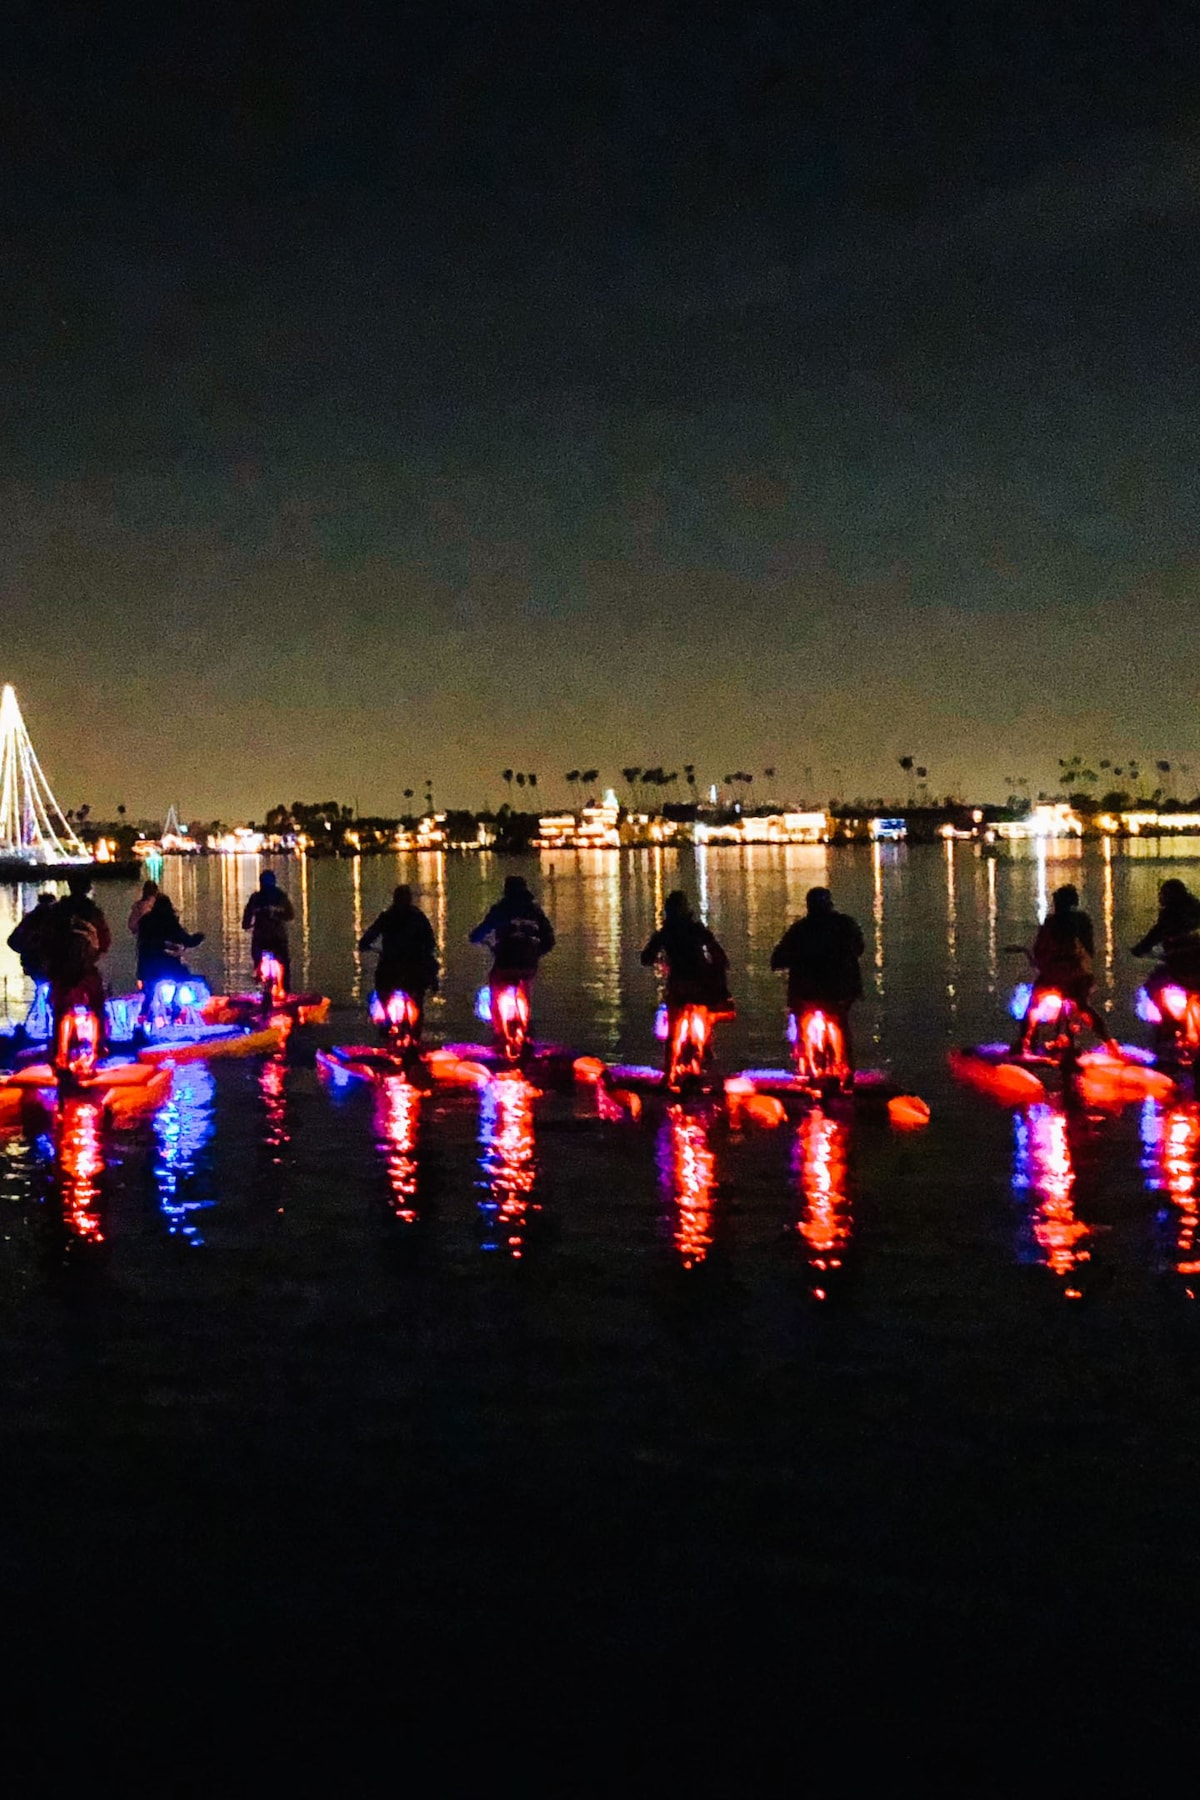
[4,2,1200,817]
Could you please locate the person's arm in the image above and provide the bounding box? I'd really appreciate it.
[358,913,383,952]
[535,909,556,955]
[241,896,256,931]
[1132,918,1164,956]
[127,902,142,934]
[469,905,498,945]
[703,929,728,975]
[95,913,112,956]
[279,894,295,923]
[640,928,664,967]
[7,920,25,953]
[1077,914,1096,958]
[769,927,793,972]
[848,918,865,959]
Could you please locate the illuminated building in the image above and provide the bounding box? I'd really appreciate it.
[693,811,828,846]
[535,790,621,849]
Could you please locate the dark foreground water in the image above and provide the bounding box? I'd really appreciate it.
[3,842,1200,1778]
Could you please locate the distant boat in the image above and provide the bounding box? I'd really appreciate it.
[0,683,94,878]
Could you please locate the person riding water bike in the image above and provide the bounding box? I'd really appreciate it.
[7,891,58,982]
[770,886,864,1087]
[1132,878,1200,1008]
[359,885,439,1031]
[1017,883,1119,1058]
[44,871,111,1073]
[136,893,205,992]
[242,869,295,993]
[640,890,731,1073]
[470,876,555,986]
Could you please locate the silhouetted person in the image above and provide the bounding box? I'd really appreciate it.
[641,890,730,1009]
[7,892,58,981]
[470,875,555,981]
[770,886,864,1067]
[359,884,439,1018]
[44,871,111,1053]
[127,879,159,936]
[1020,883,1117,1055]
[1133,877,1200,1003]
[242,869,295,991]
[137,893,204,990]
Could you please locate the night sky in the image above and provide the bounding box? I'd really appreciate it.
[5,2,1200,817]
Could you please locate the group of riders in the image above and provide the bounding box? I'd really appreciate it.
[9,864,1200,1081]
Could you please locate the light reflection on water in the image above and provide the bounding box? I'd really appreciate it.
[792,1106,852,1301]
[1012,1103,1090,1297]
[475,1074,539,1258]
[153,1063,216,1244]
[656,1104,718,1269]
[1141,1098,1200,1294]
[376,1077,422,1226]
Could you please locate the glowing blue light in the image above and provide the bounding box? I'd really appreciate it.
[24,981,52,1040]
[786,1012,799,1045]
[157,980,177,1008]
[1009,982,1032,1022]
[177,984,194,1008]
[1136,987,1162,1025]
[475,985,493,1024]
[369,991,385,1024]
[654,1004,669,1042]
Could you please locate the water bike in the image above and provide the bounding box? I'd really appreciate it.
[952,950,1172,1107]
[441,978,575,1083]
[1135,973,1200,1069]
[570,997,737,1115]
[135,974,286,1065]
[318,975,434,1087]
[212,951,330,1027]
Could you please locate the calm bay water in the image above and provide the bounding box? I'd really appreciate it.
[5,842,1200,1758]
[2,838,1199,1283]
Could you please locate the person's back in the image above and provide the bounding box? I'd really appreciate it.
[45,876,110,992]
[1032,905,1093,989]
[361,887,438,994]
[771,890,864,1008]
[1134,880,1200,973]
[8,893,58,981]
[641,893,729,1008]
[242,873,294,952]
[470,877,555,978]
[138,894,203,985]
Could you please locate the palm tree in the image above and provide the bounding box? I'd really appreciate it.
[516,773,526,789]
[502,769,514,797]
[527,772,538,791]
[581,768,599,794]
[621,766,641,807]
[899,755,915,804]
[565,769,581,806]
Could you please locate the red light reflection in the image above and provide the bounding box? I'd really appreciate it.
[376,1076,422,1223]
[1145,1101,1200,1294]
[477,1074,539,1257]
[57,1098,105,1243]
[792,1107,851,1299]
[259,1051,288,1162]
[1014,1103,1089,1296]
[657,1105,717,1268]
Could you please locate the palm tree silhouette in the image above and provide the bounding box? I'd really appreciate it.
[502,770,514,798]
[898,755,915,803]
[516,773,526,789]
[581,768,599,796]
[565,769,580,807]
